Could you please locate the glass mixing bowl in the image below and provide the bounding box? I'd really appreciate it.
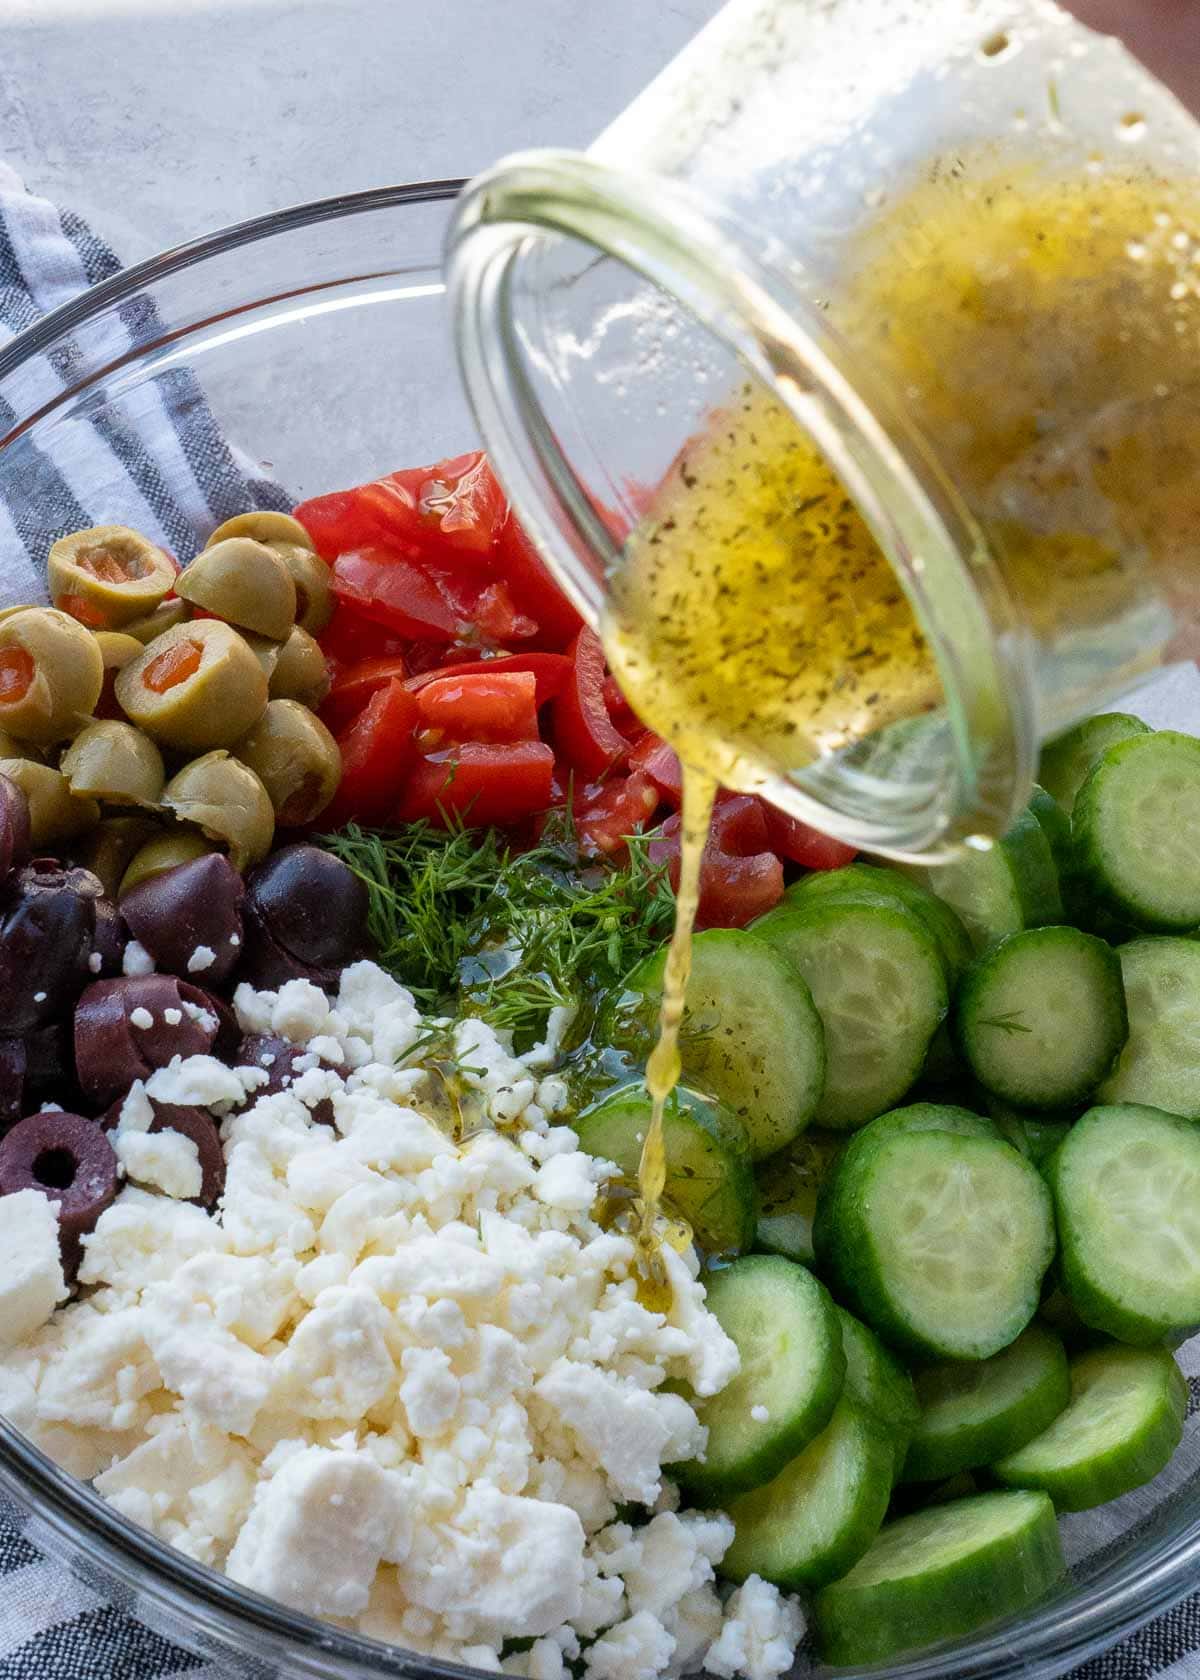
[0,180,1195,1680]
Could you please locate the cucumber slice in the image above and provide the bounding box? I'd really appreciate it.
[753,1130,843,1265]
[721,1395,893,1589]
[992,1344,1187,1510]
[899,807,1061,952]
[1046,1102,1200,1344]
[955,927,1128,1110]
[918,1020,969,1092]
[1097,938,1200,1118]
[839,1308,920,1478]
[1028,783,1084,920]
[1038,711,1150,811]
[752,901,947,1131]
[784,863,973,983]
[605,929,825,1160]
[678,1255,845,1499]
[984,1097,1076,1165]
[573,1083,756,1256]
[902,1324,1070,1484]
[817,1128,1055,1360]
[1074,731,1200,931]
[813,1490,1065,1667]
[856,1101,1002,1144]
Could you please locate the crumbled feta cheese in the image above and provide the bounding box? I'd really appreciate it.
[0,961,803,1680]
[88,950,103,973]
[187,944,217,973]
[164,1007,182,1026]
[32,990,46,1003]
[129,1006,154,1030]
[0,1191,67,1347]
[122,940,156,977]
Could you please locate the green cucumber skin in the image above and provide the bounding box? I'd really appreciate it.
[1074,731,1200,932]
[573,1082,757,1256]
[784,864,973,984]
[753,1131,843,1266]
[679,1256,846,1502]
[992,1347,1187,1512]
[1038,712,1149,812]
[721,1395,894,1590]
[1046,1104,1200,1345]
[839,1309,920,1479]
[901,1324,1071,1484]
[813,1491,1065,1668]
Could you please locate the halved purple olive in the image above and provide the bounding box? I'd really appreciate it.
[74,974,226,1105]
[0,860,103,1033]
[0,1109,119,1278]
[241,844,369,990]
[101,1093,225,1207]
[120,853,244,985]
[235,1033,337,1127]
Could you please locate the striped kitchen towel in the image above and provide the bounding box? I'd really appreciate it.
[0,162,1198,1680]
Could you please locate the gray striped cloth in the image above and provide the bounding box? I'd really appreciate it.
[0,164,1198,1680]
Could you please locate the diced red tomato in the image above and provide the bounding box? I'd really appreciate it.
[602,675,641,737]
[404,652,572,706]
[760,802,858,871]
[574,772,661,859]
[332,548,459,640]
[318,603,411,668]
[320,655,410,734]
[627,732,683,806]
[416,670,539,745]
[648,793,784,929]
[430,572,537,646]
[394,740,556,828]
[493,512,584,647]
[319,678,419,829]
[296,452,508,564]
[552,628,631,779]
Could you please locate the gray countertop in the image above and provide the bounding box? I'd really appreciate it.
[0,0,722,265]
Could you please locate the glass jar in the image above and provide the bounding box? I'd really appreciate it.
[446,0,1200,858]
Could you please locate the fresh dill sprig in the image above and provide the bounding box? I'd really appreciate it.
[319,816,676,1052]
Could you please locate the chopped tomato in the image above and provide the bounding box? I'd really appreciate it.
[648,794,784,929]
[394,740,556,828]
[602,676,640,737]
[321,655,410,734]
[493,512,585,648]
[627,732,683,806]
[574,772,660,859]
[416,670,539,744]
[552,628,631,779]
[431,572,537,646]
[759,802,858,871]
[405,652,572,706]
[318,603,411,668]
[332,548,458,640]
[296,452,507,563]
[320,678,419,829]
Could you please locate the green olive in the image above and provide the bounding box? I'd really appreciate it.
[47,526,177,629]
[119,830,215,897]
[0,608,104,744]
[74,814,164,897]
[0,730,43,763]
[163,751,275,871]
[176,538,296,640]
[233,700,341,826]
[0,759,99,845]
[0,605,36,626]
[115,620,268,753]
[94,630,145,675]
[206,511,315,551]
[60,720,165,808]
[277,548,334,634]
[122,598,191,645]
[269,626,331,708]
[242,633,282,680]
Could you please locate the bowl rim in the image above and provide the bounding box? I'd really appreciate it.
[0,175,1196,1680]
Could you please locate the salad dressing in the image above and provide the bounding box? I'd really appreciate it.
[606,163,1200,1265]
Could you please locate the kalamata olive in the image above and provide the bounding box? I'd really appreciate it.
[241,844,370,989]
[74,974,225,1105]
[90,895,125,978]
[0,861,103,1033]
[26,1023,81,1109]
[120,853,244,985]
[100,1093,225,1206]
[235,1033,337,1126]
[0,773,31,882]
[0,1110,119,1278]
[0,1039,24,1130]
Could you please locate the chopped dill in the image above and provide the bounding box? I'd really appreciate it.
[320,813,675,1054]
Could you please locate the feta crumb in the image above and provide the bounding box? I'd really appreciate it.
[129,1006,155,1030]
[704,1577,806,1680]
[750,1405,769,1424]
[88,951,103,973]
[187,944,217,973]
[33,990,46,1003]
[115,1130,203,1201]
[230,933,241,947]
[164,1007,182,1026]
[122,940,156,977]
[0,1191,67,1347]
